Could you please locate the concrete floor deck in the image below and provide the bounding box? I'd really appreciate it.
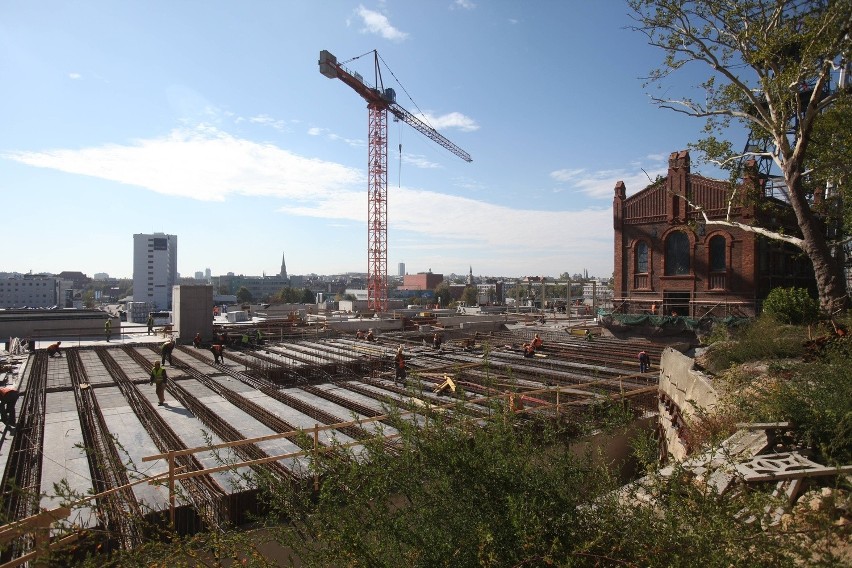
[0,326,664,542]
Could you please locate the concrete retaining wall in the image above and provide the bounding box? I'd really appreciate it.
[658,347,718,461]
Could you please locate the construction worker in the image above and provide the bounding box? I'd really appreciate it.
[366,330,375,342]
[255,329,264,345]
[241,333,250,347]
[46,341,62,357]
[638,350,651,373]
[0,385,19,426]
[432,332,442,350]
[522,343,535,358]
[160,338,175,365]
[193,333,202,348]
[210,343,224,364]
[584,329,594,342]
[149,361,168,406]
[355,329,365,340]
[147,314,154,335]
[394,347,406,385]
[104,318,112,342]
[531,333,543,351]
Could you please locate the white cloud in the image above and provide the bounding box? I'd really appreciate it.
[248,114,288,130]
[565,168,667,199]
[3,124,362,202]
[277,184,613,262]
[550,168,585,182]
[401,153,441,169]
[4,123,616,274]
[356,5,409,41]
[306,126,363,148]
[68,72,82,80]
[453,0,476,9]
[416,111,479,132]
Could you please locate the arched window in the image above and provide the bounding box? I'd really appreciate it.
[665,231,690,275]
[636,241,649,273]
[709,235,726,272]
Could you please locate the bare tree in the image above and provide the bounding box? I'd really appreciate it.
[629,0,852,312]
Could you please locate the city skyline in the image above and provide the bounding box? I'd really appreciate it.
[1,2,732,279]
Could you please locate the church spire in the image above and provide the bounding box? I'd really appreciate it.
[280,253,287,279]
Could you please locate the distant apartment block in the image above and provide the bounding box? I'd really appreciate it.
[133,233,177,310]
[0,275,63,308]
[215,274,289,302]
[398,262,405,277]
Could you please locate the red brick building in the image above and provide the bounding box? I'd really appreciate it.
[398,272,444,292]
[613,150,815,318]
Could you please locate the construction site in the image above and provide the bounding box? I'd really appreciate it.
[0,312,666,562]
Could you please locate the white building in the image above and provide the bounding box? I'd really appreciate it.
[398,262,405,277]
[133,233,177,310]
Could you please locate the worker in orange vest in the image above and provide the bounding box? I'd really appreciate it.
[531,333,543,351]
[394,347,406,385]
[0,386,19,426]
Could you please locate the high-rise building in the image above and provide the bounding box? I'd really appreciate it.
[133,233,177,310]
[204,268,211,280]
[398,262,405,277]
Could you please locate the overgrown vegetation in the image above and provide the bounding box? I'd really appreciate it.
[702,316,807,372]
[762,286,821,325]
[701,313,851,465]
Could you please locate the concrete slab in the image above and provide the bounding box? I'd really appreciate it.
[45,355,71,390]
[93,387,175,510]
[77,350,116,385]
[194,394,308,475]
[308,383,402,435]
[41,395,95,527]
[235,387,358,447]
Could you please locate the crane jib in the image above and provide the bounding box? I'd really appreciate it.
[319,49,471,163]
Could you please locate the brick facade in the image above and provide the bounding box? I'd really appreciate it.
[399,272,444,291]
[613,150,815,318]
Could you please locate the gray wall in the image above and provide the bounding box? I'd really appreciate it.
[173,285,213,344]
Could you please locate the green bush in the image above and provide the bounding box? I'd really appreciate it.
[761,287,820,324]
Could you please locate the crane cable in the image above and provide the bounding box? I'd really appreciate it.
[376,51,437,132]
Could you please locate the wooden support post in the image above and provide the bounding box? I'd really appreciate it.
[168,451,176,528]
[555,388,560,419]
[313,424,320,492]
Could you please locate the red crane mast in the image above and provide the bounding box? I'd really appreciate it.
[319,50,471,312]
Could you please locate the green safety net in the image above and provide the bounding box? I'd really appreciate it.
[597,309,749,331]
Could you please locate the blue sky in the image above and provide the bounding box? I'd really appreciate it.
[1,1,726,280]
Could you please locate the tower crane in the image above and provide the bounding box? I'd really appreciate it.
[319,49,471,312]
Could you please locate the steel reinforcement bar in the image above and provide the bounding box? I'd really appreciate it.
[172,348,319,452]
[134,347,298,484]
[67,350,143,549]
[0,352,48,562]
[175,347,378,446]
[98,348,228,530]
